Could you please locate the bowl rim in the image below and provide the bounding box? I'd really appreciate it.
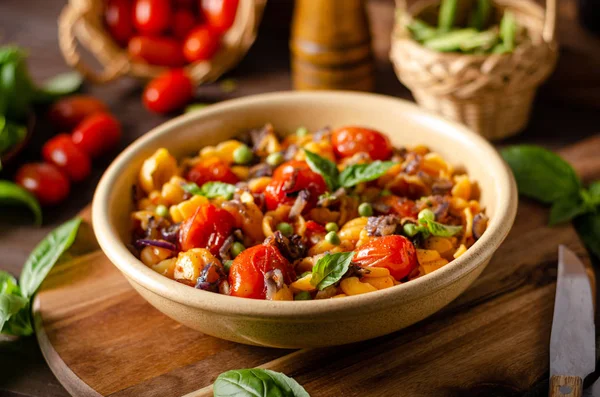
[92,91,517,319]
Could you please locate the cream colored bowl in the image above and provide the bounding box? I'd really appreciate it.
[92,91,517,348]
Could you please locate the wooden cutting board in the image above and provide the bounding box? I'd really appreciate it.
[33,136,600,397]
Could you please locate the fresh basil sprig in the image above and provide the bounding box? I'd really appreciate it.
[214,368,310,397]
[0,180,42,225]
[419,219,463,237]
[182,181,236,200]
[310,251,354,290]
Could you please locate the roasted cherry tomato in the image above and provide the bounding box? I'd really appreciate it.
[172,9,197,40]
[143,69,194,114]
[376,195,417,218]
[104,0,134,46]
[229,244,293,299]
[128,36,186,67]
[353,235,418,281]
[331,126,393,161]
[200,0,239,33]
[185,157,239,186]
[15,163,70,206]
[42,134,92,182]
[179,203,235,255]
[48,95,108,131]
[71,112,121,158]
[183,26,221,62]
[133,0,171,35]
[264,160,327,211]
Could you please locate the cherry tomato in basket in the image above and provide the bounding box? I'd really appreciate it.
[229,244,293,299]
[128,36,187,67]
[185,157,239,186]
[179,203,235,255]
[331,126,392,161]
[200,0,239,34]
[104,0,134,46]
[353,235,417,281]
[42,134,91,182]
[264,160,327,211]
[172,9,197,40]
[143,69,194,114]
[15,163,70,206]
[183,26,221,62]
[71,112,121,158]
[133,0,172,35]
[47,95,108,131]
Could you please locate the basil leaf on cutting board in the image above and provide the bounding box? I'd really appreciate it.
[0,292,28,333]
[182,181,236,200]
[214,368,310,397]
[0,180,42,225]
[310,251,354,290]
[304,149,339,191]
[548,195,589,226]
[574,212,600,260]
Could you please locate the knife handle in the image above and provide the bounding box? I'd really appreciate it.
[549,376,583,397]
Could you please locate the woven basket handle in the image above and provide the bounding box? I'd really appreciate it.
[58,5,128,84]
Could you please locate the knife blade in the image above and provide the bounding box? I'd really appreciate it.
[549,245,595,397]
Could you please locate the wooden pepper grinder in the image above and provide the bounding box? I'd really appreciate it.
[290,0,375,91]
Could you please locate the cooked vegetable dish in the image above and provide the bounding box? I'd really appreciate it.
[131,125,488,300]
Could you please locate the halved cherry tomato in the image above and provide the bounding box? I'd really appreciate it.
[229,244,293,299]
[133,0,172,35]
[183,26,221,62]
[128,36,186,67]
[179,203,235,255]
[200,0,239,33]
[42,134,91,182]
[71,112,121,158]
[353,235,417,280]
[143,69,194,114]
[186,157,239,186]
[48,95,108,131]
[15,163,70,206]
[264,160,327,211]
[172,10,197,40]
[376,195,418,218]
[104,0,134,46]
[331,126,393,161]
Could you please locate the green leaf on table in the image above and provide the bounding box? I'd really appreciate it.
[587,181,600,202]
[548,195,589,226]
[0,292,28,333]
[0,53,36,121]
[501,146,581,204]
[214,368,310,397]
[0,118,27,155]
[438,0,458,32]
[182,181,236,200]
[310,251,354,291]
[34,71,83,103]
[304,149,339,191]
[2,303,33,336]
[19,217,82,298]
[338,161,396,188]
[0,180,42,225]
[574,212,600,260]
[419,219,463,237]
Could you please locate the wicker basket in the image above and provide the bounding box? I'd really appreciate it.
[58,0,265,84]
[390,0,558,140]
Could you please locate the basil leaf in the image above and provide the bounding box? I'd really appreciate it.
[420,219,462,237]
[501,146,581,204]
[310,251,354,290]
[0,293,28,333]
[19,217,82,298]
[182,181,236,200]
[0,119,27,155]
[2,303,33,336]
[574,212,600,260]
[214,368,310,397]
[34,72,83,103]
[303,149,339,191]
[0,54,35,121]
[588,181,600,203]
[0,180,42,225]
[548,195,589,226]
[338,161,396,188]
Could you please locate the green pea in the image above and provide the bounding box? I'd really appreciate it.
[276,222,293,237]
[325,231,341,245]
[380,189,392,197]
[358,202,373,217]
[266,152,284,167]
[156,204,169,218]
[233,144,253,164]
[294,291,312,300]
[223,260,233,273]
[418,208,435,222]
[231,242,246,257]
[325,222,339,232]
[296,126,309,137]
[403,223,419,237]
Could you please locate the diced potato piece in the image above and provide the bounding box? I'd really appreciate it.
[453,244,467,259]
[140,246,173,267]
[169,195,209,223]
[271,285,294,301]
[151,258,177,278]
[416,249,441,264]
[231,165,249,180]
[290,274,316,292]
[452,175,471,200]
[360,266,391,278]
[421,258,449,274]
[362,276,394,290]
[161,176,187,206]
[248,177,272,194]
[421,153,452,176]
[173,248,220,284]
[139,148,178,194]
[340,277,377,295]
[332,294,347,298]
[424,237,454,256]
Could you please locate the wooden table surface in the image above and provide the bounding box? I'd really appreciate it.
[0,0,599,396]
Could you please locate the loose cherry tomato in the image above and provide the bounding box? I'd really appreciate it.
[172,10,197,40]
[353,235,417,281]
[200,0,239,33]
[331,126,393,161]
[128,36,186,67]
[185,157,239,186]
[133,0,171,35]
[104,0,134,46]
[376,195,418,218]
[15,163,70,206]
[264,160,327,211]
[183,26,221,62]
[71,112,121,158]
[47,95,108,131]
[229,244,293,299]
[42,134,91,182]
[179,203,235,255]
[143,69,194,114]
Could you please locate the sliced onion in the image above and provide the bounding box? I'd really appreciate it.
[135,239,176,251]
[289,189,309,219]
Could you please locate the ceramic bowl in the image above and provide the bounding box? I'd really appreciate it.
[92,91,517,348]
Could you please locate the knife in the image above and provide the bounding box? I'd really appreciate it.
[549,245,596,397]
